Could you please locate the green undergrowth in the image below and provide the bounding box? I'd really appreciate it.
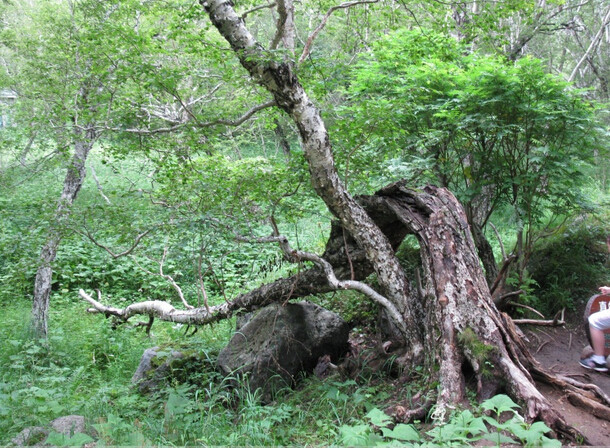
[339,394,560,447]
[0,297,560,446]
[0,297,233,444]
[527,220,610,316]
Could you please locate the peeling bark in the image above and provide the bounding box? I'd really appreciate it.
[31,126,96,338]
[201,0,423,356]
[80,0,610,440]
[196,1,608,439]
[81,181,608,441]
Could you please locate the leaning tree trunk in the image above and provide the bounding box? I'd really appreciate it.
[31,127,95,339]
[374,184,586,435]
[196,0,610,440]
[72,1,606,440]
[202,0,426,359]
[80,182,610,442]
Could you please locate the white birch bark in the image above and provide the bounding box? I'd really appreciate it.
[31,126,96,338]
[200,0,423,356]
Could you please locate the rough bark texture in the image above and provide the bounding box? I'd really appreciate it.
[81,1,609,440]
[199,2,609,439]
[31,128,95,338]
[81,182,609,441]
[201,0,423,358]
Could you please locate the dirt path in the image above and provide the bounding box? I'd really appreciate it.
[526,324,610,446]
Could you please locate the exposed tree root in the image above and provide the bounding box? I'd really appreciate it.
[80,182,610,444]
[566,392,610,421]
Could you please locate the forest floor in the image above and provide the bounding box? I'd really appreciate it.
[526,319,610,446]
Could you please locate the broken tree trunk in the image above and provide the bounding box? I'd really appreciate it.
[81,0,609,440]
[81,182,607,442]
[374,183,591,440]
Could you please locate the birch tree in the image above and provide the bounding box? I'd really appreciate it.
[78,0,610,441]
[1,0,141,338]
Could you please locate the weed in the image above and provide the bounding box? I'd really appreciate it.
[338,394,560,447]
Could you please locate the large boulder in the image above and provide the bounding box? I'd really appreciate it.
[217,301,349,401]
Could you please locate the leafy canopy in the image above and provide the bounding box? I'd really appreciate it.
[337,29,604,227]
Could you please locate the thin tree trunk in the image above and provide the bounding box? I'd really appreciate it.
[31,127,95,338]
[568,5,610,83]
[273,118,291,156]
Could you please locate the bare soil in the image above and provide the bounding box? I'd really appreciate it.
[525,323,610,446]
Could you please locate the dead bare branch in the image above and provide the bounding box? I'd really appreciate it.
[490,254,517,297]
[241,2,276,19]
[513,318,565,327]
[298,0,379,64]
[508,300,545,319]
[268,216,407,335]
[102,100,276,135]
[80,227,151,259]
[134,245,194,310]
[489,221,506,260]
[568,4,610,82]
[499,289,524,302]
[80,288,225,324]
[513,307,565,327]
[89,165,111,205]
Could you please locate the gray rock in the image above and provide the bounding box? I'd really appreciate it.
[10,415,93,447]
[235,311,254,330]
[131,346,161,384]
[11,426,48,446]
[49,415,86,437]
[131,346,186,393]
[217,301,349,402]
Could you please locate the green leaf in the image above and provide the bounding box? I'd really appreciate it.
[339,424,373,446]
[381,423,421,442]
[45,431,94,447]
[366,408,393,428]
[481,394,520,415]
[481,432,518,445]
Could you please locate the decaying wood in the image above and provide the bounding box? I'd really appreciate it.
[80,192,410,325]
[80,183,609,442]
[567,392,610,421]
[508,300,545,319]
[79,0,610,440]
[513,308,565,327]
[512,319,566,327]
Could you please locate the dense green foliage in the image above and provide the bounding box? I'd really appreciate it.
[0,300,562,445]
[340,28,605,228]
[526,220,610,315]
[0,0,609,444]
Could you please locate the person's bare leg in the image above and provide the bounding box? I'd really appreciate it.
[591,326,606,357]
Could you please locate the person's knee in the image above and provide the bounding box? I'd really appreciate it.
[589,312,609,331]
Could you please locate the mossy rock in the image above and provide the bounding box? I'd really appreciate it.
[132,345,216,393]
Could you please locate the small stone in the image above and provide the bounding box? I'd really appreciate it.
[11,426,48,446]
[50,415,86,436]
